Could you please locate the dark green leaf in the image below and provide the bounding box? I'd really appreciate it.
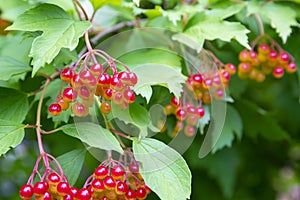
[0,119,25,156]
[133,138,191,200]
[56,149,86,186]
[0,87,28,123]
[129,102,151,127]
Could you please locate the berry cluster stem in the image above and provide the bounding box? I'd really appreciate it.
[254,13,264,35]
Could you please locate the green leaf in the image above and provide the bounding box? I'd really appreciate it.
[129,102,151,127]
[36,0,75,11]
[56,149,86,186]
[0,0,35,21]
[199,148,240,198]
[0,87,29,123]
[6,4,91,76]
[133,138,192,200]
[60,123,123,154]
[0,119,25,156]
[132,64,186,103]
[235,99,290,141]
[247,2,299,43]
[90,0,121,10]
[174,20,250,52]
[0,56,31,81]
[212,105,243,153]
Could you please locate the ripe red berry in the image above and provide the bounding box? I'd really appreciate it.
[221,70,231,82]
[111,165,125,180]
[34,181,49,196]
[91,179,104,192]
[128,72,138,86]
[103,88,113,100]
[49,103,62,116]
[286,62,297,73]
[123,88,135,103]
[63,194,74,200]
[69,187,78,197]
[176,108,187,121]
[98,73,111,86]
[78,86,91,100]
[94,165,109,179]
[170,96,180,108]
[258,43,270,54]
[103,176,116,190]
[63,87,77,102]
[47,172,61,184]
[273,67,284,78]
[125,189,137,200]
[57,182,70,195]
[238,63,251,74]
[20,184,34,199]
[192,74,202,85]
[214,88,224,99]
[76,188,91,200]
[118,71,130,84]
[79,70,94,83]
[203,77,213,89]
[249,51,257,59]
[186,106,196,115]
[225,63,236,75]
[71,74,83,89]
[110,76,124,90]
[112,92,123,105]
[278,52,289,64]
[136,187,147,199]
[115,181,128,195]
[60,68,74,83]
[196,106,205,118]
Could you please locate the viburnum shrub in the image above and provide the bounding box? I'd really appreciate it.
[0,1,299,200]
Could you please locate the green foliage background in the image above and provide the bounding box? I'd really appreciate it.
[0,0,300,200]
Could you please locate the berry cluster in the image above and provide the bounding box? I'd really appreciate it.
[164,96,205,137]
[81,162,151,200]
[237,36,297,81]
[186,63,236,102]
[48,50,137,117]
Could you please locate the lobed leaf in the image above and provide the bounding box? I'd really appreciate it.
[0,56,31,81]
[6,4,91,76]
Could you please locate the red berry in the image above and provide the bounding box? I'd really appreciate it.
[214,88,224,99]
[278,52,289,64]
[20,184,34,199]
[100,102,111,114]
[58,97,69,110]
[115,181,128,195]
[203,77,213,89]
[103,176,116,190]
[47,172,61,184]
[286,62,297,73]
[136,187,147,199]
[225,63,236,75]
[269,50,278,59]
[72,102,88,117]
[249,51,257,59]
[221,70,231,82]
[76,188,91,200]
[71,73,83,89]
[174,121,184,132]
[238,63,251,73]
[34,181,48,196]
[91,179,104,192]
[63,87,77,102]
[128,163,139,173]
[176,108,187,121]
[94,165,109,179]
[63,194,74,200]
[192,74,202,85]
[125,189,136,200]
[69,187,78,197]
[186,115,198,126]
[90,64,102,76]
[60,68,74,83]
[78,86,91,100]
[239,50,249,62]
[184,126,196,137]
[118,71,130,84]
[103,88,113,100]
[110,76,124,90]
[79,70,94,83]
[98,73,111,86]
[112,92,123,105]
[111,165,125,180]
[57,182,70,195]
[196,106,205,118]
[186,106,196,115]
[170,96,180,108]
[212,75,221,87]
[273,67,284,78]
[258,43,270,54]
[43,191,51,200]
[123,88,135,103]
[49,103,62,116]
[128,72,138,86]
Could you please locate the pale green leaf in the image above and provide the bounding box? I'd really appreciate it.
[56,149,86,186]
[0,87,29,123]
[207,3,245,20]
[133,138,191,200]
[0,119,25,156]
[60,123,123,154]
[36,0,75,11]
[6,4,91,76]
[90,0,121,10]
[0,56,31,81]
[212,105,243,153]
[132,64,186,102]
[0,0,35,21]
[247,2,299,43]
[182,20,250,52]
[133,0,140,6]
